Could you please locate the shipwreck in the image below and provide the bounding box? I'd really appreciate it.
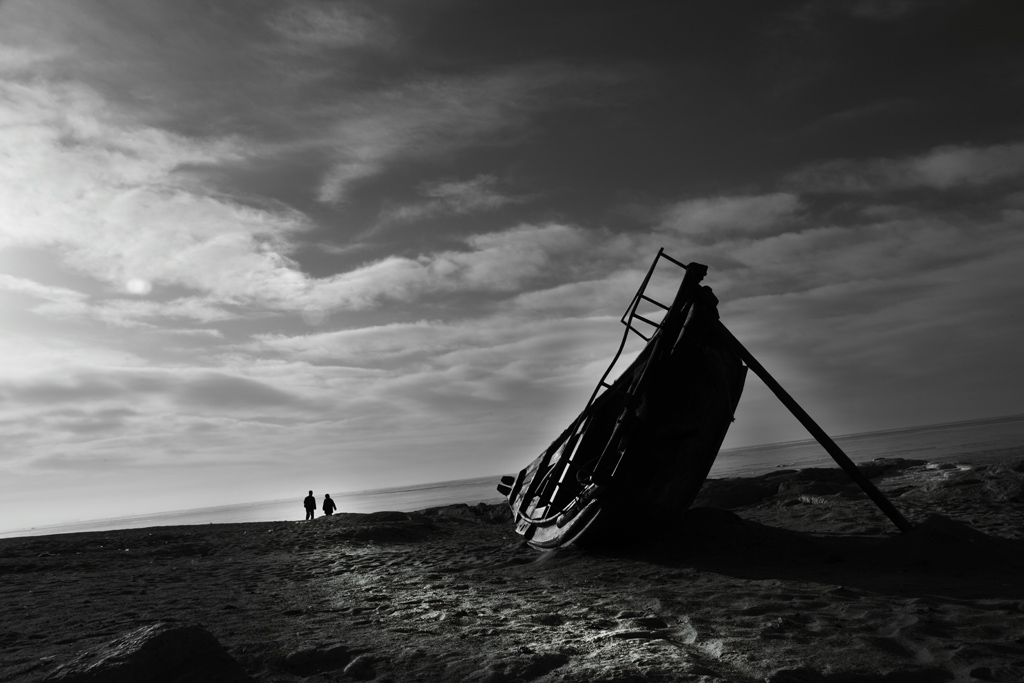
[498,250,913,550]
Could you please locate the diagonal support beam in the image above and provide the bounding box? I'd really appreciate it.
[714,322,914,533]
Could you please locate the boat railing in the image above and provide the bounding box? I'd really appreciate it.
[529,250,690,509]
[588,248,688,407]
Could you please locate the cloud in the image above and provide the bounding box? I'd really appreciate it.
[249,311,610,369]
[242,312,625,444]
[0,272,234,332]
[787,141,1024,192]
[379,175,529,224]
[35,407,138,436]
[251,320,473,364]
[288,222,593,311]
[0,42,62,72]
[0,274,88,305]
[0,366,322,426]
[317,66,605,202]
[267,1,396,51]
[0,75,325,312]
[657,193,803,240]
[32,297,237,329]
[175,372,315,410]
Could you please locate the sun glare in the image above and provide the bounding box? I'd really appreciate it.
[125,278,152,295]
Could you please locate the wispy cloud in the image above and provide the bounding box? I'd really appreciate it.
[657,193,803,240]
[379,175,530,224]
[0,274,88,305]
[247,313,613,371]
[292,222,593,311]
[267,1,396,51]
[32,297,237,329]
[0,42,62,73]
[787,141,1024,192]
[317,67,608,202]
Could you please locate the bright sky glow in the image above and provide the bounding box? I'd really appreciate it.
[1,0,1022,531]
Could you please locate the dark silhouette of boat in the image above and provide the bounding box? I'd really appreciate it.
[498,250,912,550]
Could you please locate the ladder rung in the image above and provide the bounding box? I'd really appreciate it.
[632,313,661,329]
[639,294,669,310]
[626,324,650,341]
[660,252,688,269]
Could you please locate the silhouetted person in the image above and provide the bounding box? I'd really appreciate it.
[322,493,337,516]
[304,490,316,520]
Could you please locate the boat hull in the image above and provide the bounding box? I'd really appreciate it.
[499,258,746,549]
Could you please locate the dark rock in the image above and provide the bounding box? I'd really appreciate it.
[980,465,1024,502]
[42,623,251,683]
[794,468,852,484]
[362,510,423,523]
[476,502,513,523]
[421,504,477,518]
[419,503,512,524]
[758,469,800,480]
[857,458,928,478]
[779,481,845,499]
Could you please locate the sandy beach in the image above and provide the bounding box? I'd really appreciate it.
[2,454,1023,683]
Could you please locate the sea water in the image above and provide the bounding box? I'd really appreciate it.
[710,413,1024,478]
[4,414,1023,539]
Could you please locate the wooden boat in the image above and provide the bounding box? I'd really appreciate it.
[498,250,913,550]
[497,251,747,549]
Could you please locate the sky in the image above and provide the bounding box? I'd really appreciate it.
[1,0,1023,531]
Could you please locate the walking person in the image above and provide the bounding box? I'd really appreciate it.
[303,490,316,520]
[322,493,337,516]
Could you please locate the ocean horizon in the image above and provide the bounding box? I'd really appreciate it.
[4,413,1022,539]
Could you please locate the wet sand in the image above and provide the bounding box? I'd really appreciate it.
[2,455,1023,682]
